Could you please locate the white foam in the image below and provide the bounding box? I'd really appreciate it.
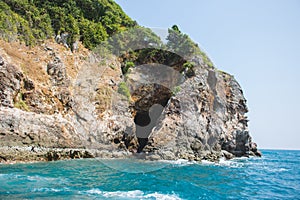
[27,175,61,181]
[144,192,182,200]
[85,188,103,195]
[102,190,144,198]
[200,160,215,165]
[33,187,69,192]
[161,157,246,168]
[85,189,182,199]
[200,158,245,168]
[266,167,288,172]
[218,158,236,166]
[160,159,196,166]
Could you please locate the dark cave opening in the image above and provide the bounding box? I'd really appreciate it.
[117,47,196,153]
[131,84,172,152]
[134,111,151,127]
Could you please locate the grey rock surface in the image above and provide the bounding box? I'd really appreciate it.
[0,46,259,163]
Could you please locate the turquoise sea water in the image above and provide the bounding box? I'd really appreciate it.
[0,150,299,199]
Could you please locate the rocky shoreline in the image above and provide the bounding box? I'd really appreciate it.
[0,146,139,164]
[0,36,261,164]
[0,146,94,164]
[0,145,262,164]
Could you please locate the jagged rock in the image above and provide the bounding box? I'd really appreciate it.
[46,149,94,161]
[23,77,35,91]
[250,142,258,152]
[0,56,4,65]
[0,44,260,163]
[46,56,73,113]
[72,41,79,52]
[0,57,23,107]
[255,150,262,157]
[143,66,253,160]
[0,107,84,148]
[221,150,234,159]
[47,57,69,86]
[55,33,69,48]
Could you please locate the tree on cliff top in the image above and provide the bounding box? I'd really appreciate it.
[166,25,214,68]
[166,25,201,58]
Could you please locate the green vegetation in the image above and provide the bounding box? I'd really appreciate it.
[14,93,30,111]
[117,25,214,78]
[107,26,162,56]
[118,82,131,100]
[122,61,135,74]
[183,61,194,70]
[167,25,214,68]
[14,100,30,111]
[166,25,200,58]
[182,61,195,77]
[0,0,214,71]
[0,0,136,49]
[172,86,181,96]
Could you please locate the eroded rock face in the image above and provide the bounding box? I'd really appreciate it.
[0,46,259,163]
[0,56,23,107]
[0,107,84,148]
[142,66,253,160]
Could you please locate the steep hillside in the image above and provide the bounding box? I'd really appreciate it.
[0,0,136,48]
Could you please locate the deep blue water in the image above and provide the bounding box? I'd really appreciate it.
[0,150,299,199]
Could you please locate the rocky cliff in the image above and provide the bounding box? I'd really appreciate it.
[0,34,261,163]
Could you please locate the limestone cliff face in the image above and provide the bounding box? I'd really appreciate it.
[145,65,252,160]
[124,56,259,161]
[0,40,260,163]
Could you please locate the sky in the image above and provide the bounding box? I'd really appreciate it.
[115,0,300,150]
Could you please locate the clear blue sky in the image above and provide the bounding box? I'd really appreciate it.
[115,0,300,150]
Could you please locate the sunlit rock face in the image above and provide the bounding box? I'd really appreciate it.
[121,57,256,161]
[0,41,259,163]
[132,65,253,161]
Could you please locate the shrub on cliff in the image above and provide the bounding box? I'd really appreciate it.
[122,61,135,74]
[118,82,131,100]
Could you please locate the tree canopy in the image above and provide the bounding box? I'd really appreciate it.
[0,0,136,48]
[0,1,214,68]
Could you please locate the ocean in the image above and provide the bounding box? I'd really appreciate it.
[0,150,299,200]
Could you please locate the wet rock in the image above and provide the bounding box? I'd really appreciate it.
[255,150,262,157]
[45,149,95,161]
[0,155,7,161]
[46,151,60,161]
[221,150,234,159]
[250,142,258,152]
[146,154,161,161]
